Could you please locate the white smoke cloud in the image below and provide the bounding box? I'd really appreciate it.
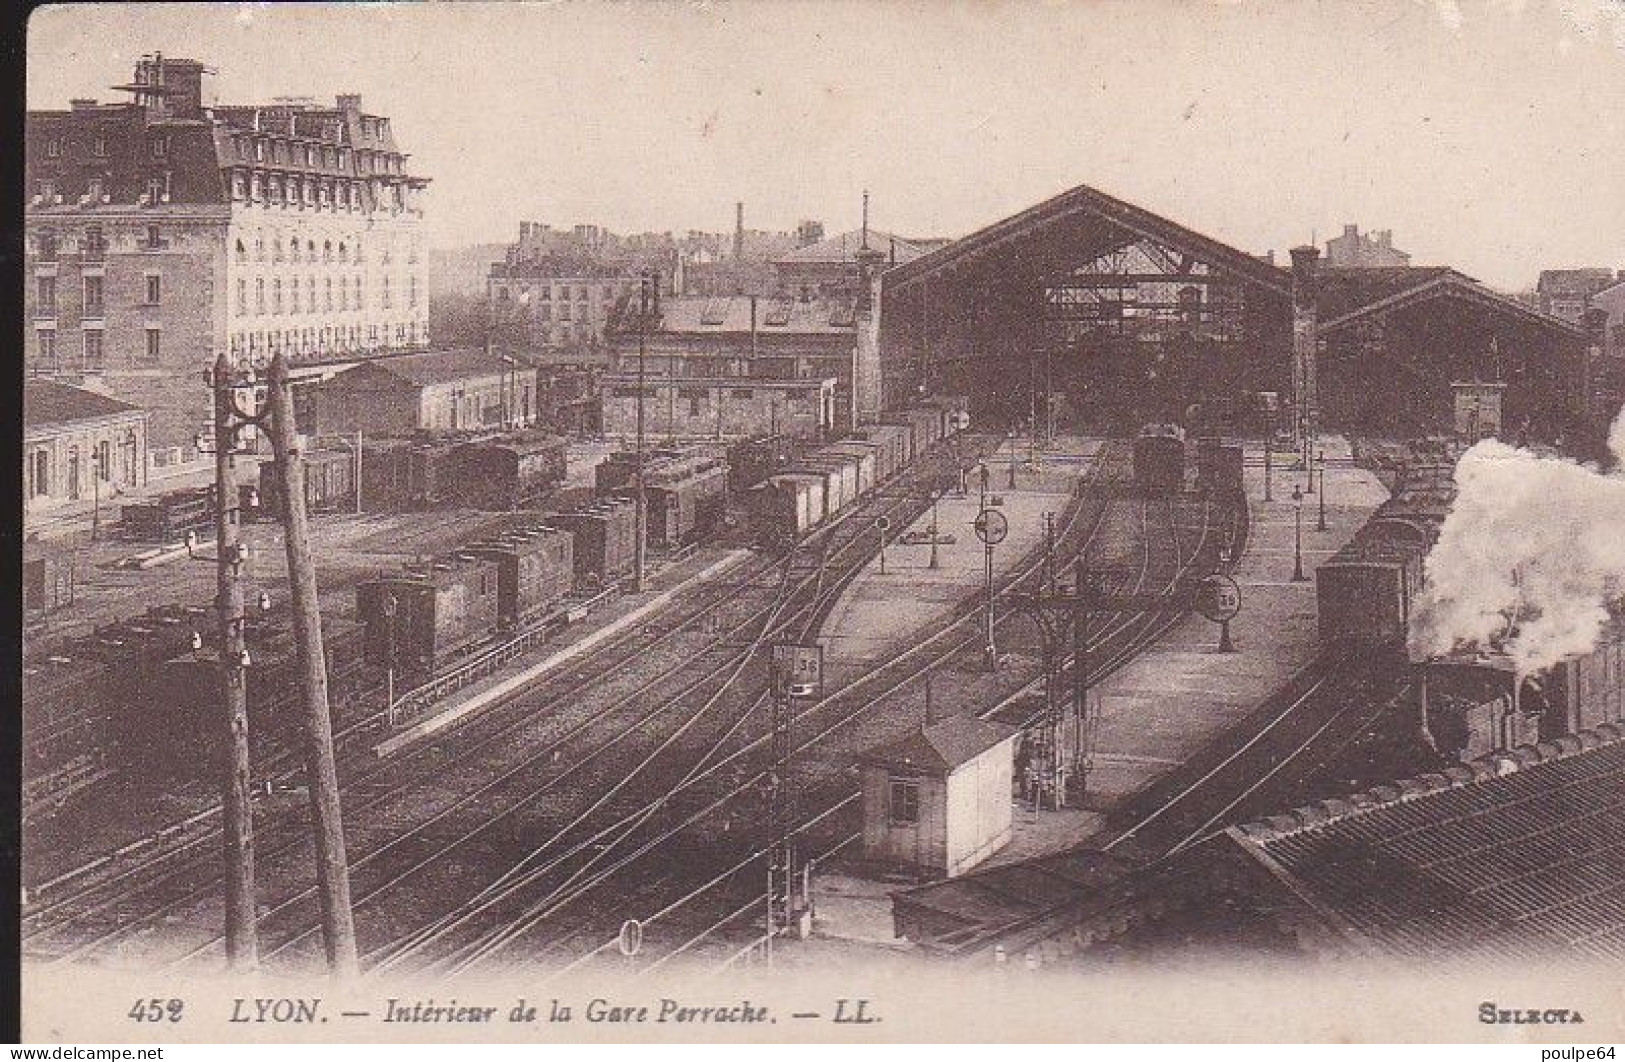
[1409,406,1625,674]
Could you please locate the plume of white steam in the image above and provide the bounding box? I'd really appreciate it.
[1409,406,1625,675]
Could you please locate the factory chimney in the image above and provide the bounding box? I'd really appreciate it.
[734,202,744,261]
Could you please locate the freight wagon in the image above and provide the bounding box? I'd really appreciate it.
[1316,484,1449,648]
[643,455,729,548]
[22,651,117,814]
[142,613,369,770]
[593,447,691,495]
[463,525,575,629]
[258,445,357,518]
[359,436,465,511]
[547,497,638,587]
[853,423,910,483]
[784,455,856,519]
[356,554,501,678]
[455,432,569,510]
[122,487,215,542]
[725,435,798,493]
[820,441,879,498]
[746,472,828,544]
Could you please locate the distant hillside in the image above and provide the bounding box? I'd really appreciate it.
[429,243,507,298]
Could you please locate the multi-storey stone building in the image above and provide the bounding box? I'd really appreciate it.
[1322,224,1411,269]
[24,54,430,469]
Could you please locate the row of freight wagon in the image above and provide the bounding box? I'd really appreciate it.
[260,429,570,517]
[110,430,571,545]
[22,601,370,810]
[745,403,957,542]
[353,498,638,680]
[353,401,966,678]
[1314,462,1458,647]
[592,449,731,549]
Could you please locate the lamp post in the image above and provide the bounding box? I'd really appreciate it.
[1007,428,1018,489]
[90,448,101,542]
[1263,416,1273,502]
[928,483,941,570]
[1316,450,1328,532]
[633,269,650,593]
[1291,484,1307,582]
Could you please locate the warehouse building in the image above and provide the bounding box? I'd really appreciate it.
[313,347,536,434]
[599,374,836,441]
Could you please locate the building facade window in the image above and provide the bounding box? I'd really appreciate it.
[273,278,283,313]
[36,275,56,314]
[36,328,57,366]
[888,778,920,825]
[142,327,162,365]
[83,330,104,371]
[236,278,248,316]
[145,274,162,305]
[92,134,107,157]
[83,275,104,316]
[46,136,62,158]
[256,278,266,315]
[31,450,50,498]
[152,135,168,158]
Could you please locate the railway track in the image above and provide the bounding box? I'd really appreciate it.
[929,648,1416,962]
[392,445,1245,975]
[24,436,991,970]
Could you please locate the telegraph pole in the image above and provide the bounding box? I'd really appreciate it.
[266,352,359,977]
[207,350,259,972]
[633,270,650,593]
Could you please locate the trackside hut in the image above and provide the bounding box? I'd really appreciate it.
[859,716,1019,879]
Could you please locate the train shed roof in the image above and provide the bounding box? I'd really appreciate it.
[883,180,1293,297]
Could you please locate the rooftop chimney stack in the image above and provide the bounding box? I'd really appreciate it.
[122,54,207,120]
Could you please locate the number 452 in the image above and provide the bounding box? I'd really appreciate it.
[129,998,185,1022]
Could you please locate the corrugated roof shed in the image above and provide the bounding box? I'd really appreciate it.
[1234,725,1625,961]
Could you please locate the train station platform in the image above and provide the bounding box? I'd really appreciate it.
[816,438,1103,686]
[800,435,1394,952]
[987,432,1392,857]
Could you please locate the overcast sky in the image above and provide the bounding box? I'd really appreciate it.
[27,0,1625,290]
